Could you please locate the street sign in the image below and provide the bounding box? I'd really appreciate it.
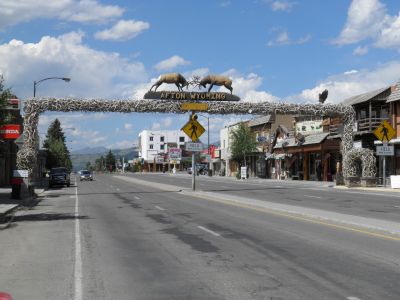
[185,142,203,152]
[376,145,394,156]
[374,120,396,142]
[240,167,247,179]
[180,103,209,111]
[181,119,205,141]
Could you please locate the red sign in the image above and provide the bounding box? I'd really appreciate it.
[0,125,21,140]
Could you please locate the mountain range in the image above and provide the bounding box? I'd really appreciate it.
[70,146,139,171]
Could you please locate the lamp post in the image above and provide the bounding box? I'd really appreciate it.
[33,77,71,97]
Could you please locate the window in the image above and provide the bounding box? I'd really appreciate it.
[149,136,153,141]
[160,144,164,150]
[149,144,153,149]
[179,136,185,142]
[160,136,164,142]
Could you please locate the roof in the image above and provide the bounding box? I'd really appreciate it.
[341,86,390,106]
[387,81,400,103]
[248,115,272,127]
[274,132,329,149]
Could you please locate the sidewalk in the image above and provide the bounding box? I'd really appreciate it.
[0,187,19,221]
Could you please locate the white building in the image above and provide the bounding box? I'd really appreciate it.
[138,130,190,163]
[220,122,240,176]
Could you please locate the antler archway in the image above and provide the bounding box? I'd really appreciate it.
[17,98,376,182]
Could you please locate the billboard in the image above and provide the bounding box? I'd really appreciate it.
[295,120,323,135]
[168,148,182,160]
[6,98,21,110]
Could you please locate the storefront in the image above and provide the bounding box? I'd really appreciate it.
[273,133,341,181]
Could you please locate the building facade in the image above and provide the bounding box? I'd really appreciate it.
[138,130,190,171]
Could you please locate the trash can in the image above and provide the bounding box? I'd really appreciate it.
[11,178,23,200]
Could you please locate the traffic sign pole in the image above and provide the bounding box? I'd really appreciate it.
[192,153,195,191]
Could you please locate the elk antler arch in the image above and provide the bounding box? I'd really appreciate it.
[17,98,376,181]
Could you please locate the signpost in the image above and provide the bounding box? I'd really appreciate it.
[180,103,209,111]
[374,120,396,187]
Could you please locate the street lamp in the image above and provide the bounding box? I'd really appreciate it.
[33,77,71,97]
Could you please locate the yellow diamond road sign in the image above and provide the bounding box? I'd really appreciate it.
[181,119,205,142]
[374,120,396,142]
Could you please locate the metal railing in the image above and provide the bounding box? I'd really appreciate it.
[355,117,389,132]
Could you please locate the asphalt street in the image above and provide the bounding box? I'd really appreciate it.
[0,173,399,299]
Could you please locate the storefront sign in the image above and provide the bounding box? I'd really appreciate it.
[0,124,21,139]
[376,145,394,156]
[296,120,323,135]
[144,91,240,102]
[6,98,21,110]
[13,169,29,178]
[168,148,182,160]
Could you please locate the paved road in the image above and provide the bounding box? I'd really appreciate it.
[133,173,400,223]
[0,173,399,299]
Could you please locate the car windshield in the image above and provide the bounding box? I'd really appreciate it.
[81,171,90,175]
[50,167,68,174]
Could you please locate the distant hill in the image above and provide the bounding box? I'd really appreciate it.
[71,146,107,155]
[71,147,139,171]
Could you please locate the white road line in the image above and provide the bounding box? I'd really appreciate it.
[347,297,361,300]
[394,205,400,208]
[74,179,83,300]
[155,205,165,211]
[134,196,140,200]
[197,226,220,237]
[70,195,75,199]
[220,185,228,188]
[116,188,120,191]
[303,195,322,199]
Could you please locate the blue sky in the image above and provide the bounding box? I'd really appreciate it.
[1,0,400,150]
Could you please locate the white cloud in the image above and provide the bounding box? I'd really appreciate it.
[151,122,161,130]
[267,30,311,46]
[124,123,133,130]
[271,1,295,12]
[154,55,191,71]
[219,70,280,103]
[0,31,148,98]
[0,0,124,29]
[287,61,400,103]
[334,0,400,50]
[94,19,150,41]
[353,45,369,55]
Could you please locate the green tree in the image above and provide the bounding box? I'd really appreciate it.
[43,119,72,170]
[105,150,116,172]
[0,75,15,126]
[95,155,105,171]
[230,122,258,166]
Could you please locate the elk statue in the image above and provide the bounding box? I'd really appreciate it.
[149,73,189,92]
[199,75,233,94]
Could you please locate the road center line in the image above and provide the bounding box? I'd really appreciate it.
[303,195,322,199]
[197,225,220,237]
[134,196,140,200]
[155,205,165,211]
[74,179,83,300]
[347,297,361,300]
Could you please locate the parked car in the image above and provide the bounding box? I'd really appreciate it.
[187,167,193,174]
[79,170,93,181]
[49,167,71,188]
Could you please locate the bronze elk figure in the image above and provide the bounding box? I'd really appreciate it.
[199,75,233,94]
[149,73,189,92]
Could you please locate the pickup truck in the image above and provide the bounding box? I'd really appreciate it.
[49,167,71,188]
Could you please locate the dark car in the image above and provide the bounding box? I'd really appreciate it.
[49,167,70,188]
[79,170,93,181]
